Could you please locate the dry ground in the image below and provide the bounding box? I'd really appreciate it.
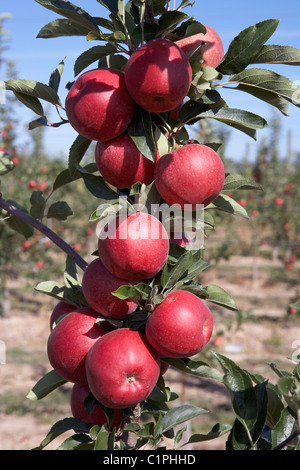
[0,254,299,451]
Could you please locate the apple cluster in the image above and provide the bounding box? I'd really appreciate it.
[46,209,215,425]
[46,28,224,428]
[65,31,225,205]
[47,286,214,427]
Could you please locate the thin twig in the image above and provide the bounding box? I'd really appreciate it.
[0,193,89,272]
[272,428,300,450]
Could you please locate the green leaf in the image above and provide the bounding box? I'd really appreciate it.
[205,284,238,311]
[228,68,300,109]
[178,280,208,299]
[161,405,208,434]
[0,156,14,175]
[12,92,45,117]
[57,433,93,450]
[181,423,231,447]
[198,107,268,139]
[277,375,300,412]
[52,168,74,191]
[0,78,62,107]
[64,255,80,288]
[251,373,284,427]
[218,19,280,75]
[271,407,297,449]
[209,193,249,218]
[164,357,223,382]
[98,53,128,70]
[128,109,156,162]
[68,134,92,178]
[97,0,123,16]
[161,251,194,290]
[34,0,99,34]
[37,18,93,38]
[27,369,67,400]
[130,23,159,47]
[252,44,300,66]
[34,417,91,450]
[47,201,73,220]
[112,282,152,302]
[290,300,300,311]
[81,173,120,200]
[74,44,118,76]
[161,250,209,293]
[49,57,65,93]
[181,252,209,280]
[226,417,251,450]
[34,280,80,305]
[157,10,188,36]
[4,200,34,239]
[94,429,111,450]
[223,173,264,192]
[172,18,206,40]
[28,116,49,129]
[251,381,268,445]
[30,191,46,219]
[213,353,258,427]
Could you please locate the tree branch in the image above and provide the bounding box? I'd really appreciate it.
[0,193,89,272]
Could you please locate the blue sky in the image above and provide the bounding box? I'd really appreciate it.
[2,0,300,164]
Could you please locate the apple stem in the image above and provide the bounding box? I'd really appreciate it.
[0,194,89,272]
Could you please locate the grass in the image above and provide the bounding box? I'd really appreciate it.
[0,388,70,423]
[1,345,72,425]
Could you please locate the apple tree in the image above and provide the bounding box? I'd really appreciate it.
[1,0,300,451]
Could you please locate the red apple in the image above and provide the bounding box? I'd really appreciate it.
[145,290,214,358]
[49,300,76,330]
[81,257,138,319]
[37,180,47,192]
[237,199,247,207]
[35,260,44,269]
[154,143,225,209]
[175,25,224,69]
[47,307,114,384]
[95,134,156,189]
[27,180,37,189]
[86,328,161,409]
[275,197,284,206]
[65,68,136,141]
[124,38,192,113]
[212,335,223,348]
[22,240,31,249]
[70,383,124,429]
[98,211,169,281]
